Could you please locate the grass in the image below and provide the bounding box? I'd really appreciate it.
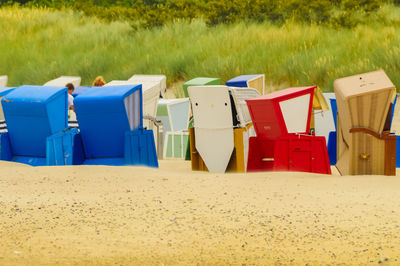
[2,6,400,96]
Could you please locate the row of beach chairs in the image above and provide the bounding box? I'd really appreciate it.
[0,70,398,176]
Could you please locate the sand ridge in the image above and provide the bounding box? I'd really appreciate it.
[0,160,399,264]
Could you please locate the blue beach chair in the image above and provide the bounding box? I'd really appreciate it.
[0,85,80,166]
[74,85,158,167]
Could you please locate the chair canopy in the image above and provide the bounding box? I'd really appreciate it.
[246,86,315,141]
[334,70,395,144]
[2,85,68,156]
[74,85,142,158]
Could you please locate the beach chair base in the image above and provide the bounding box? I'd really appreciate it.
[273,135,331,174]
[336,127,396,176]
[46,128,83,166]
[189,127,251,173]
[0,129,81,167]
[247,137,275,172]
[163,131,189,159]
[125,128,159,168]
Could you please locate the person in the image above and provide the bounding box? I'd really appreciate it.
[66,83,75,112]
[92,76,106,87]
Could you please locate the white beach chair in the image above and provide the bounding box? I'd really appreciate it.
[156,98,190,159]
[188,85,234,173]
[128,75,166,97]
[0,76,8,88]
[43,76,81,88]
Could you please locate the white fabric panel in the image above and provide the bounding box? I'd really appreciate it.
[279,93,311,133]
[124,90,141,130]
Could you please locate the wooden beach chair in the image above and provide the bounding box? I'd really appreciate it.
[334,70,396,175]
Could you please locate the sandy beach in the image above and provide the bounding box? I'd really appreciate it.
[0,160,400,265]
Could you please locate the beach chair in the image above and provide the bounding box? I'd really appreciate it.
[183,77,221,98]
[156,98,190,159]
[182,77,222,160]
[0,76,7,88]
[0,85,80,166]
[44,76,81,88]
[188,85,234,173]
[334,70,396,175]
[226,74,265,95]
[246,86,331,174]
[74,85,158,167]
[128,74,167,97]
[188,86,259,173]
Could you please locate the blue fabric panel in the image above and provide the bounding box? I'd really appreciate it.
[327,131,337,165]
[330,98,337,131]
[72,134,85,165]
[397,135,400,168]
[2,85,68,157]
[391,94,397,126]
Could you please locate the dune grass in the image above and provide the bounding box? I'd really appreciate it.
[2,6,400,96]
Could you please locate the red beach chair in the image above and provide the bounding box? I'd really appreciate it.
[246,86,331,174]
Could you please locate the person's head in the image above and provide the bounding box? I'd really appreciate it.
[66,83,75,95]
[93,76,106,87]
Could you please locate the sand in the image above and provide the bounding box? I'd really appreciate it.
[0,160,400,265]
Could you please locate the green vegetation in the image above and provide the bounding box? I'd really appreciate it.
[1,0,393,28]
[2,5,400,96]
